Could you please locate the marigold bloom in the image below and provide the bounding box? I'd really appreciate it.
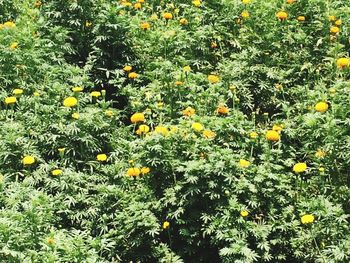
[272,124,283,133]
[183,65,191,72]
[163,221,170,229]
[242,0,251,4]
[141,167,150,174]
[180,18,188,25]
[4,96,17,105]
[249,132,258,139]
[136,124,150,135]
[123,65,132,72]
[105,110,113,117]
[239,159,250,168]
[175,81,184,86]
[217,105,229,115]
[192,122,204,132]
[154,126,169,136]
[63,97,78,107]
[335,19,341,26]
[140,22,151,30]
[51,169,62,176]
[328,15,336,21]
[22,156,35,165]
[301,214,315,224]
[336,57,350,68]
[211,42,218,48]
[85,21,92,27]
[208,74,220,84]
[163,12,173,20]
[134,2,141,9]
[126,167,141,177]
[286,0,295,3]
[203,130,216,139]
[192,0,201,7]
[293,162,307,173]
[315,149,326,158]
[10,42,19,49]
[128,72,138,79]
[12,89,23,95]
[240,210,249,217]
[241,11,250,19]
[315,102,329,113]
[265,130,280,141]
[3,21,16,28]
[71,112,80,119]
[276,11,288,20]
[130,113,145,123]
[330,26,340,34]
[72,86,83,92]
[97,154,107,162]
[297,16,305,22]
[183,107,195,117]
[90,91,101,97]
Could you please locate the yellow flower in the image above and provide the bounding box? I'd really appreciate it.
[140,22,151,30]
[315,149,326,158]
[328,15,336,21]
[123,65,132,72]
[249,132,258,139]
[105,110,113,117]
[241,11,250,19]
[183,107,196,117]
[150,14,158,21]
[265,130,280,141]
[335,19,342,26]
[130,113,145,123]
[208,74,220,84]
[97,154,108,162]
[134,2,141,9]
[175,81,184,86]
[272,124,283,133]
[240,210,249,217]
[3,21,16,28]
[203,130,216,139]
[336,57,350,68]
[183,65,191,72]
[239,159,250,168]
[10,42,19,49]
[126,167,141,177]
[330,26,340,34]
[51,169,62,176]
[58,148,65,153]
[47,237,55,245]
[63,97,78,107]
[293,162,307,173]
[13,88,24,96]
[242,0,251,4]
[192,0,201,7]
[180,18,188,25]
[286,0,295,3]
[192,122,204,132]
[315,102,329,113]
[297,16,305,22]
[276,11,288,20]
[163,221,170,229]
[72,86,83,92]
[301,214,315,224]
[163,12,173,20]
[90,91,101,97]
[22,155,35,165]
[5,96,17,105]
[136,124,150,135]
[33,91,40,97]
[217,105,229,115]
[319,167,325,172]
[141,167,150,174]
[128,72,138,79]
[71,112,80,119]
[211,42,218,48]
[85,21,92,27]
[154,126,169,136]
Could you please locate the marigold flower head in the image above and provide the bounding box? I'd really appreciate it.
[336,57,350,68]
[180,18,188,25]
[239,159,250,168]
[13,88,23,95]
[72,86,83,92]
[123,65,132,72]
[192,122,204,132]
[141,167,150,174]
[140,22,151,30]
[136,124,150,135]
[71,112,80,119]
[51,169,62,176]
[249,132,258,139]
[293,162,307,173]
[315,102,329,113]
[10,42,19,49]
[315,149,326,158]
[33,91,40,97]
[272,124,283,133]
[211,42,218,48]
[130,113,145,123]
[276,11,288,20]
[217,105,229,115]
[265,130,280,141]
[90,91,101,97]
[183,65,191,72]
[47,237,55,245]
[240,210,249,217]
[286,0,295,3]
[163,221,170,229]
[105,110,113,117]
[63,97,78,107]
[192,0,201,7]
[128,72,138,79]
[328,15,336,21]
[175,81,184,86]
[301,214,315,224]
[134,2,141,9]
[242,0,251,4]
[163,12,173,20]
[22,155,35,165]
[183,107,196,117]
[241,11,250,19]
[335,19,341,26]
[4,96,17,105]
[330,26,340,34]
[154,126,169,136]
[208,74,220,84]
[203,130,216,139]
[97,154,107,162]
[3,21,16,28]
[126,167,141,177]
[297,16,305,22]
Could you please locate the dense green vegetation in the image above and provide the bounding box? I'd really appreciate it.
[1,0,350,262]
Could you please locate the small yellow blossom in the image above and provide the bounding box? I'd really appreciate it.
[163,221,170,229]
[249,132,258,139]
[336,57,350,68]
[136,124,150,135]
[180,18,188,25]
[276,11,288,20]
[141,167,150,174]
[128,72,138,79]
[183,107,196,117]
[241,11,250,19]
[293,162,307,173]
[130,113,145,123]
[63,97,78,107]
[97,154,108,162]
[72,86,83,92]
[90,91,101,97]
[266,130,280,141]
[123,65,132,72]
[239,159,250,168]
[51,169,62,176]
[192,122,204,132]
[154,126,169,136]
[240,210,249,217]
[71,112,80,119]
[315,102,329,113]
[301,214,315,224]
[163,12,173,20]
[126,167,141,177]
[22,155,35,165]
[203,130,216,139]
[208,75,220,84]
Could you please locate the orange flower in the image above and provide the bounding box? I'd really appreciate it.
[182,107,196,117]
[276,11,288,20]
[140,22,151,30]
[217,105,229,115]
